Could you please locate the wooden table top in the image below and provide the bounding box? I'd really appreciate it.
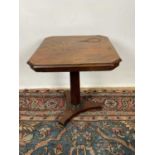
[28,35,121,72]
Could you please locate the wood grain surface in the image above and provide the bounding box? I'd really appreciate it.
[28,35,121,72]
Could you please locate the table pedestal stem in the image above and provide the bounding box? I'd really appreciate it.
[70,71,80,106]
[57,71,103,125]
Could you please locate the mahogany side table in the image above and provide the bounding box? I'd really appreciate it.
[27,35,121,125]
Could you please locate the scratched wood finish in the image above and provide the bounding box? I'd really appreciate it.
[28,35,121,72]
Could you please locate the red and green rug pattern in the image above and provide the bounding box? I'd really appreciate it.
[19,88,135,155]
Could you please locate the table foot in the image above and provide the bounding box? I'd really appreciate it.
[57,101,103,126]
[57,72,103,126]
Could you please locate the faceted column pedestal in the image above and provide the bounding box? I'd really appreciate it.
[57,71,103,125]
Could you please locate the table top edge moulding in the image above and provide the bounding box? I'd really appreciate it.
[27,35,121,72]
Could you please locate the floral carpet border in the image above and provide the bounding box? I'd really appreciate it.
[19,87,135,121]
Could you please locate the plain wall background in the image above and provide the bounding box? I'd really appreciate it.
[19,0,134,89]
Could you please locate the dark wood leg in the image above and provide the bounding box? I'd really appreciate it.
[57,71,103,125]
[70,72,80,106]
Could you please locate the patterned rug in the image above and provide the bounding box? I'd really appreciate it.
[19,88,135,155]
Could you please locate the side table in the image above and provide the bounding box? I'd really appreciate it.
[27,35,121,125]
